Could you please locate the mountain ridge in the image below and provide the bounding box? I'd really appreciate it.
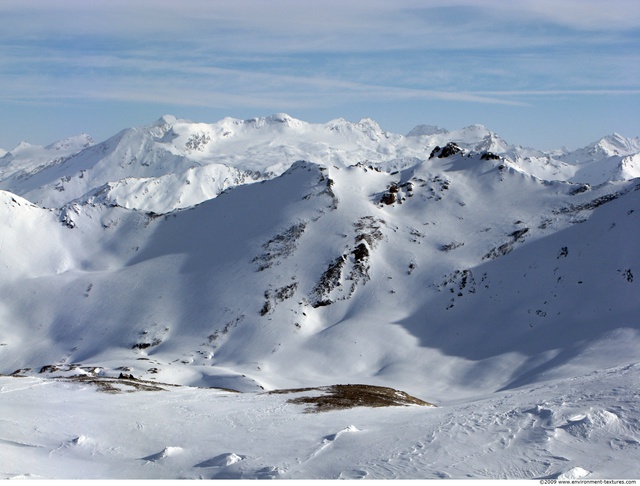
[2,114,639,213]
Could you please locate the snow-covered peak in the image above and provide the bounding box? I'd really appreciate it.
[406,124,449,137]
[0,189,36,207]
[460,123,491,134]
[152,113,312,150]
[0,135,96,187]
[9,140,35,154]
[145,114,189,140]
[615,154,640,181]
[355,117,384,134]
[154,114,180,127]
[408,123,511,156]
[453,124,495,145]
[562,132,640,163]
[242,113,307,130]
[324,116,388,142]
[45,133,94,152]
[593,132,640,156]
[265,112,298,125]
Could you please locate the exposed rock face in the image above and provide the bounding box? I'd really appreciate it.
[480,151,500,161]
[309,256,346,308]
[430,142,462,159]
[380,183,399,205]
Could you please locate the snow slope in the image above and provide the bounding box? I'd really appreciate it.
[2,362,639,479]
[1,115,639,479]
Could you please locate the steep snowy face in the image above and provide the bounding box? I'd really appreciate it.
[616,154,640,181]
[0,191,77,279]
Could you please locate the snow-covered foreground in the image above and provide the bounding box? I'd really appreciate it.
[2,363,639,479]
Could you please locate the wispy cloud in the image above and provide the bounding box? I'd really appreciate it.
[2,1,639,52]
[0,46,529,110]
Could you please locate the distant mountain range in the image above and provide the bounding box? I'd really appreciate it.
[2,113,639,212]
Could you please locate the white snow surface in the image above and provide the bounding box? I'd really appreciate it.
[2,364,639,479]
[1,114,639,479]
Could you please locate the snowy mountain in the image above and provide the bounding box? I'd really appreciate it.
[2,114,639,210]
[1,115,639,479]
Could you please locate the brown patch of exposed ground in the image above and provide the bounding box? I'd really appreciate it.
[270,384,435,412]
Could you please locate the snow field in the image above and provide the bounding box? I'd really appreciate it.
[2,362,639,479]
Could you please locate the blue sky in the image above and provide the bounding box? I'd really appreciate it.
[1,0,639,150]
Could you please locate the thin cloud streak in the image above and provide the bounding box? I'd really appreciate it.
[0,60,529,109]
[1,1,638,54]
[479,90,640,97]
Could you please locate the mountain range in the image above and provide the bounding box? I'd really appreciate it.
[1,114,639,479]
